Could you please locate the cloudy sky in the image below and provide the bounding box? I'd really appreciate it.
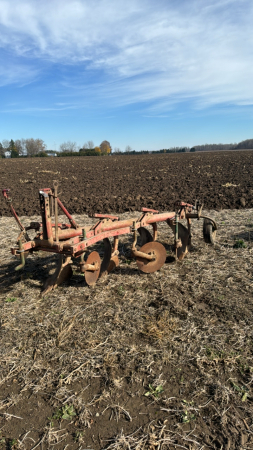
[0,0,252,151]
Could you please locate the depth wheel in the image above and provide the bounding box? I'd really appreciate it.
[203,219,216,245]
[135,241,166,273]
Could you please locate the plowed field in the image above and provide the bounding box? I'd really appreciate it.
[0,151,253,450]
[0,151,253,216]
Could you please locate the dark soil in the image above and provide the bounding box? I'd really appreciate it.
[0,151,253,216]
[0,152,253,449]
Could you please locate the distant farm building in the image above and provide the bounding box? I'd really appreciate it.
[5,151,11,158]
[46,151,58,157]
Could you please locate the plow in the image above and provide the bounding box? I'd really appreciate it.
[2,182,217,296]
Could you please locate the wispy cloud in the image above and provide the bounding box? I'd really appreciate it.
[0,0,252,112]
[0,50,39,87]
[2,105,78,113]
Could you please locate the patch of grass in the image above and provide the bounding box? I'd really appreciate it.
[49,404,76,425]
[74,431,84,443]
[237,359,253,375]
[117,285,125,295]
[144,384,163,398]
[230,381,249,401]
[181,410,196,423]
[205,346,240,362]
[181,400,196,423]
[233,239,247,248]
[124,258,132,265]
[5,297,17,303]
[205,346,221,359]
[7,439,18,450]
[179,375,184,384]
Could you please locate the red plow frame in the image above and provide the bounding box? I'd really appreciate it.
[2,182,217,296]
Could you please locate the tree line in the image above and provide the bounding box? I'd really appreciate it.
[0,139,47,158]
[0,139,113,158]
[192,139,253,151]
[1,138,253,159]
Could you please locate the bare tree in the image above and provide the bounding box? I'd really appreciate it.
[125,145,132,153]
[114,147,121,154]
[25,138,47,156]
[59,141,77,153]
[14,139,26,156]
[83,141,94,150]
[2,139,10,150]
[87,140,94,149]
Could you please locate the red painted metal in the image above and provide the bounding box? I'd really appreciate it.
[3,185,216,289]
[141,207,159,213]
[2,189,25,231]
[4,186,195,259]
[57,197,79,229]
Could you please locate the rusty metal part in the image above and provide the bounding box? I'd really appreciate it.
[203,218,217,244]
[138,226,153,246]
[39,190,54,244]
[187,217,192,248]
[167,220,191,261]
[112,236,119,254]
[135,241,167,273]
[107,255,120,273]
[54,181,59,242]
[16,231,30,260]
[42,255,73,296]
[132,248,156,261]
[100,238,112,278]
[15,239,26,270]
[2,189,28,236]
[152,222,158,241]
[106,236,120,273]
[84,251,101,286]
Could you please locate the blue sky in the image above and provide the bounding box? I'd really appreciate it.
[0,0,252,151]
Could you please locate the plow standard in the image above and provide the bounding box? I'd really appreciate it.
[2,182,217,296]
